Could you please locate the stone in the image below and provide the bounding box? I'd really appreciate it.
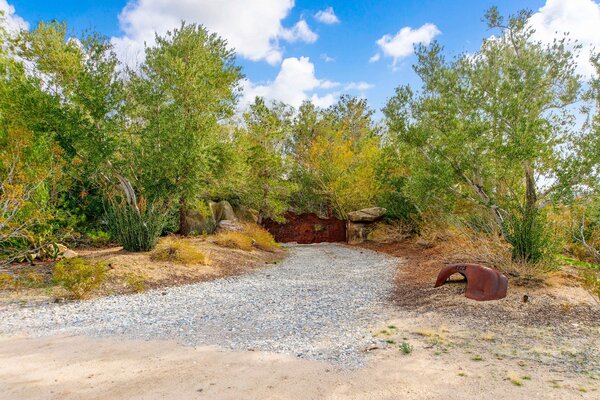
[217,220,244,232]
[234,206,259,223]
[209,200,238,222]
[347,207,386,222]
[219,201,238,221]
[346,222,371,244]
[181,205,217,235]
[62,249,79,259]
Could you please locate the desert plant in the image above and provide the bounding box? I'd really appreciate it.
[367,221,413,244]
[105,200,169,252]
[581,267,600,300]
[125,273,146,293]
[242,223,280,252]
[213,231,254,251]
[150,238,206,264]
[399,341,413,354]
[52,257,107,299]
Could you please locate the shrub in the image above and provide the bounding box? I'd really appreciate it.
[86,230,112,247]
[106,200,169,252]
[213,231,254,251]
[126,273,146,293]
[503,206,553,263]
[242,223,280,251]
[150,238,206,264]
[581,267,600,300]
[367,220,413,243]
[52,257,107,299]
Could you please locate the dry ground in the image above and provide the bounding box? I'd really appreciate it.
[0,236,286,306]
[0,333,597,400]
[0,238,598,399]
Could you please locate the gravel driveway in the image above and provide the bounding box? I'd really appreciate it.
[0,243,396,367]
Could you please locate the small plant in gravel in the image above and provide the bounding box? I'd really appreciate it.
[150,238,206,265]
[52,258,108,299]
[471,355,484,362]
[399,341,413,354]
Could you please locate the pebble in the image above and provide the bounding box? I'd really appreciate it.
[0,243,396,368]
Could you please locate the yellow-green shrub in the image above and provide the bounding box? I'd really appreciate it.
[52,258,108,299]
[150,238,206,264]
[213,231,254,251]
[126,273,146,293]
[242,223,280,252]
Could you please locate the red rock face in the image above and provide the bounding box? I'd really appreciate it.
[262,212,346,244]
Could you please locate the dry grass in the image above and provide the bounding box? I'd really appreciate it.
[419,224,553,286]
[367,220,413,244]
[150,237,206,265]
[213,231,254,251]
[213,223,279,252]
[242,223,280,252]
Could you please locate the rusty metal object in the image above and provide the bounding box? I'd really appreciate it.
[434,263,508,301]
[262,212,346,244]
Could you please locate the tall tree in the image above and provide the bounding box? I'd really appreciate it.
[126,23,242,232]
[384,8,595,262]
[237,98,295,223]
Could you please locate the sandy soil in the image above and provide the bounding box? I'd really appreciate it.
[0,331,597,400]
[0,237,285,305]
[1,240,598,399]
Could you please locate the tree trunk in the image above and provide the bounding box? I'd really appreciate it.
[179,197,188,235]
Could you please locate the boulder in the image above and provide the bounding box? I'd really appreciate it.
[346,222,371,244]
[181,208,216,235]
[217,220,244,232]
[347,207,387,222]
[62,249,79,259]
[209,200,238,222]
[234,205,259,223]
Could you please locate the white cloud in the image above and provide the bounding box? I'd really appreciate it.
[280,19,318,43]
[345,81,374,91]
[310,92,338,108]
[528,0,600,77]
[315,6,340,24]
[0,0,28,33]
[241,57,338,108]
[320,53,335,62]
[375,23,440,67]
[369,53,381,63]
[111,0,317,67]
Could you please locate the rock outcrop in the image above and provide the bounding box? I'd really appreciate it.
[346,207,386,244]
[347,207,386,222]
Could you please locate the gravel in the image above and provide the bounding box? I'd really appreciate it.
[0,243,397,367]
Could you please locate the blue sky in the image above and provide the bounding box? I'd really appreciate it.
[4,0,599,112]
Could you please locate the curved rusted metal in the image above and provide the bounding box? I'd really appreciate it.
[435,263,508,301]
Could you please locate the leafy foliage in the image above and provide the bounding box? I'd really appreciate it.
[52,257,107,299]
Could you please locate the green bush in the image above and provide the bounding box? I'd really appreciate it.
[106,201,169,252]
[52,257,107,299]
[504,206,553,264]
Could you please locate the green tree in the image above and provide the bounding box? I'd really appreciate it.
[126,22,242,231]
[384,8,595,262]
[238,98,296,223]
[290,96,382,218]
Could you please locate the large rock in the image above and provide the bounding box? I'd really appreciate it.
[347,207,387,222]
[217,220,244,232]
[181,208,216,235]
[235,206,259,223]
[346,222,372,244]
[209,200,238,222]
